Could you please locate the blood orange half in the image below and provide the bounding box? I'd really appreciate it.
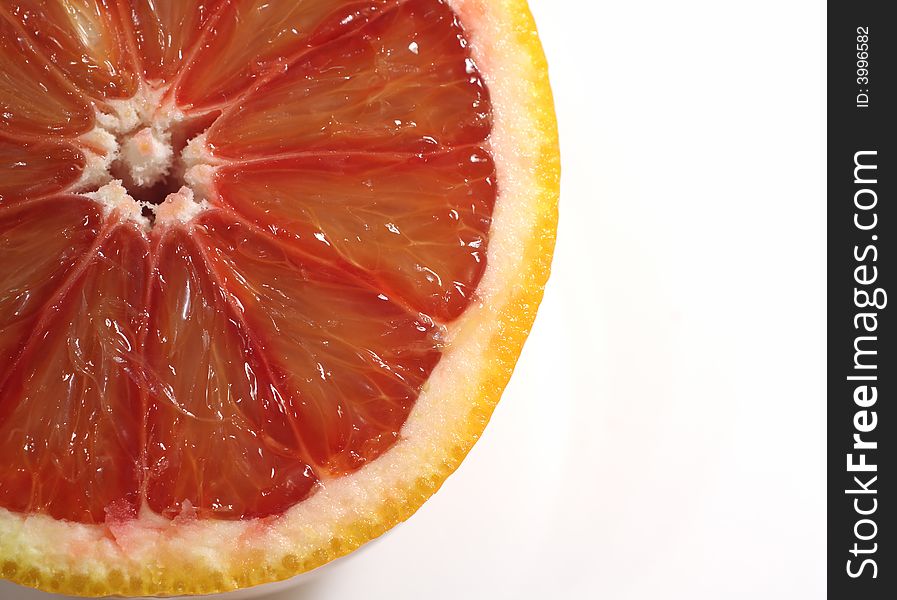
[0,0,558,595]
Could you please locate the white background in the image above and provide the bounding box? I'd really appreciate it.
[0,0,826,598]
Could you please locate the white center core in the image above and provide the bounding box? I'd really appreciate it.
[120,127,174,188]
[75,89,216,230]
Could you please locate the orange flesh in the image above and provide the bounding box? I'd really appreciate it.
[3,0,137,101]
[0,139,85,201]
[0,0,495,523]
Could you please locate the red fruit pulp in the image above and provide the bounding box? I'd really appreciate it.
[0,0,495,523]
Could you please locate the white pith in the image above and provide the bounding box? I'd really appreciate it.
[0,0,555,592]
[71,86,212,228]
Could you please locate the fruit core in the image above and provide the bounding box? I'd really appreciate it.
[79,91,219,227]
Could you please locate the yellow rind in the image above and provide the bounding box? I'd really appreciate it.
[1,0,559,595]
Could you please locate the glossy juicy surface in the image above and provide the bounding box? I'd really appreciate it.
[0,0,495,523]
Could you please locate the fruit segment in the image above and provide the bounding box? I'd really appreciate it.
[206,0,491,158]
[0,17,94,137]
[176,0,399,111]
[3,0,137,100]
[193,212,443,474]
[0,137,85,202]
[214,148,495,320]
[145,230,318,519]
[0,197,103,378]
[120,0,225,86]
[0,220,146,523]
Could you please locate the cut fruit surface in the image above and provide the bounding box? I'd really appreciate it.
[0,0,558,596]
[192,212,444,474]
[0,202,141,524]
[122,0,225,85]
[144,228,320,520]
[0,138,85,201]
[4,0,137,100]
[207,0,491,157]
[213,148,495,320]
[0,16,94,137]
[175,0,400,111]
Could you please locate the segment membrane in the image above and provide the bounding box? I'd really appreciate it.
[119,0,225,85]
[0,222,146,523]
[193,211,443,474]
[4,0,137,100]
[145,229,318,519]
[207,0,491,157]
[0,137,85,202]
[213,148,495,320]
[176,0,399,111]
[0,16,93,137]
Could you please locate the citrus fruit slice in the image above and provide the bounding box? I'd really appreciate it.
[0,0,558,595]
